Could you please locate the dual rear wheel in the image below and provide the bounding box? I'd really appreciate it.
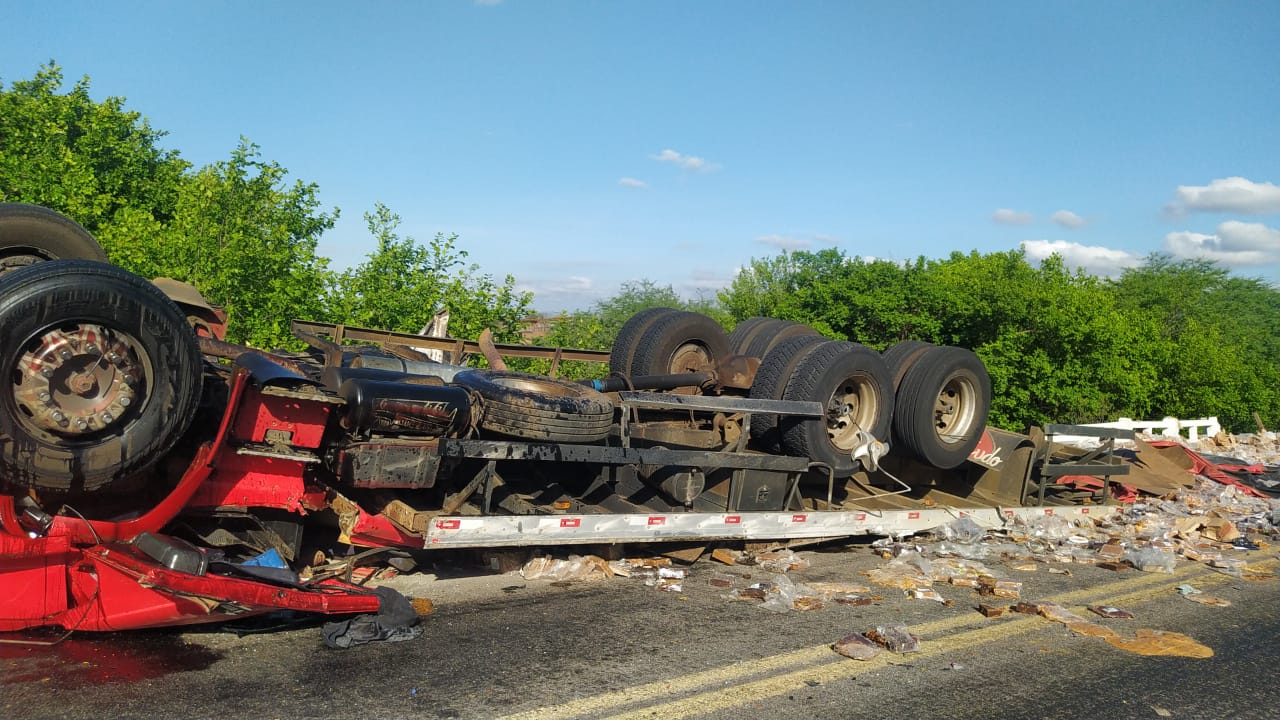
[608,309,991,476]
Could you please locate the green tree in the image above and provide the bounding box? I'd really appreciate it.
[0,62,188,234]
[326,202,533,343]
[1,65,338,349]
[154,140,336,348]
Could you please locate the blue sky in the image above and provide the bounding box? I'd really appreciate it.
[3,1,1279,311]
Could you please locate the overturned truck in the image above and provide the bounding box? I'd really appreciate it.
[0,204,1114,633]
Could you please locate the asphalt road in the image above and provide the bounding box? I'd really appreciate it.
[3,544,1278,720]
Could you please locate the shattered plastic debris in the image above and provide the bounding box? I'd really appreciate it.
[520,555,614,581]
[832,632,885,660]
[707,573,737,588]
[865,624,921,653]
[1124,547,1177,574]
[934,516,986,544]
[867,565,931,590]
[655,579,683,593]
[755,549,811,573]
[791,596,825,611]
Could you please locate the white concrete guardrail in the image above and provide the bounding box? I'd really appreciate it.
[1049,416,1222,447]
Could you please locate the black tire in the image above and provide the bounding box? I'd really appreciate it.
[726,317,772,356]
[0,203,108,275]
[881,340,936,393]
[628,311,730,377]
[892,346,991,469]
[0,260,203,492]
[742,319,821,360]
[747,333,828,452]
[608,307,681,376]
[453,370,614,443]
[778,341,894,477]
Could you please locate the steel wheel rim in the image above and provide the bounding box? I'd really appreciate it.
[826,374,880,449]
[10,322,152,440]
[490,375,583,398]
[667,342,714,374]
[934,374,978,445]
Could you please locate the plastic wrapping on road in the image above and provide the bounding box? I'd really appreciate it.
[865,624,921,653]
[520,555,614,581]
[935,516,986,544]
[832,632,885,660]
[1124,547,1176,574]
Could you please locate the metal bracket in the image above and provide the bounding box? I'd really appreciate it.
[850,430,889,472]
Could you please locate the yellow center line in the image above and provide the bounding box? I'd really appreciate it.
[500,557,1271,720]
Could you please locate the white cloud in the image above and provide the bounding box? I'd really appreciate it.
[564,275,593,291]
[755,235,811,251]
[515,275,595,298]
[1021,240,1142,277]
[992,208,1033,226]
[1169,177,1280,215]
[813,234,841,246]
[1050,210,1086,229]
[652,148,719,172]
[1164,221,1280,265]
[618,177,647,189]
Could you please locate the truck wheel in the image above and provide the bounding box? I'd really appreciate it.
[453,370,615,443]
[892,346,991,469]
[608,307,680,375]
[627,311,729,378]
[726,317,772,356]
[881,340,935,393]
[747,334,827,452]
[778,341,893,477]
[0,260,203,492]
[743,319,821,360]
[0,203,108,275]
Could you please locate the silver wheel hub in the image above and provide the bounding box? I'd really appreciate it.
[826,376,878,450]
[934,376,977,445]
[12,323,148,437]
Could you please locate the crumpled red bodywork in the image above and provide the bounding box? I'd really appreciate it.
[0,370,382,633]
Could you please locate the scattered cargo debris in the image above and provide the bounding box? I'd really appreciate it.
[832,632,885,660]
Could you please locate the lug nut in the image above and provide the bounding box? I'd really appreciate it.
[58,349,73,361]
[41,366,55,378]
[75,419,89,431]
[51,411,66,423]
[37,391,51,402]
[118,396,131,407]
[101,412,114,424]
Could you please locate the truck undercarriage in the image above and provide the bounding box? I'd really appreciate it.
[0,203,1131,634]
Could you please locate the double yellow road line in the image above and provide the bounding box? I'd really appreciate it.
[501,557,1275,720]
